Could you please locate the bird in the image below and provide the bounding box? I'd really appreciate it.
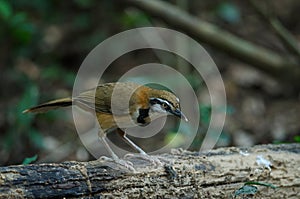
[23,82,188,170]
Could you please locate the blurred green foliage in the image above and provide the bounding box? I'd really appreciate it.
[121,9,151,27]
[4,82,41,159]
[216,1,241,24]
[22,154,38,165]
[41,65,76,87]
[0,0,12,20]
[294,135,300,143]
[0,0,38,58]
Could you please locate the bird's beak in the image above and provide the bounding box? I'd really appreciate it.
[170,109,188,122]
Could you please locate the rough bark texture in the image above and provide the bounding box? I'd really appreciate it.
[0,144,299,198]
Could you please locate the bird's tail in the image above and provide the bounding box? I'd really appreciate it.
[23,97,73,113]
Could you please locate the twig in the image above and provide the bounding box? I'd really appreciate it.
[249,0,300,61]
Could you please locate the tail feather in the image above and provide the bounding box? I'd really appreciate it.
[23,97,73,113]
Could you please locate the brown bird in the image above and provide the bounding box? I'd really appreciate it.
[23,82,187,170]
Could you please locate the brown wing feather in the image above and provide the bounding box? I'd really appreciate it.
[74,82,151,115]
[74,83,113,113]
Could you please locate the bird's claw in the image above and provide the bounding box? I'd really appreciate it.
[124,153,164,166]
[99,156,135,172]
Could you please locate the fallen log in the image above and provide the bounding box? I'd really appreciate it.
[0,144,299,198]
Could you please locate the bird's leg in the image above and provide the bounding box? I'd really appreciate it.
[97,131,135,171]
[116,129,163,166]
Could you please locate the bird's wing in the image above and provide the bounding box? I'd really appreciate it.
[74,82,147,115]
[74,83,114,114]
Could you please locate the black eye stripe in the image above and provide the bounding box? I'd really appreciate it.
[150,98,173,109]
[150,98,161,105]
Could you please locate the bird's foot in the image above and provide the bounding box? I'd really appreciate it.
[124,153,166,166]
[98,156,135,172]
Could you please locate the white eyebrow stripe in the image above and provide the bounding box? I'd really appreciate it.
[150,98,173,107]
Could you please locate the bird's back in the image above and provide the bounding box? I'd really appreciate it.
[74,82,151,115]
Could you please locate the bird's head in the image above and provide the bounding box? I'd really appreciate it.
[149,89,188,122]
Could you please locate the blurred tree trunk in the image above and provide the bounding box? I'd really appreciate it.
[124,0,300,91]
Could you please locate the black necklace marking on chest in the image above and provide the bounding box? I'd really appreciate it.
[137,108,150,124]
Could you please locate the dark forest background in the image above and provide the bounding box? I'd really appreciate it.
[1,0,299,166]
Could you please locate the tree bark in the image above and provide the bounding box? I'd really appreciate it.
[0,144,299,198]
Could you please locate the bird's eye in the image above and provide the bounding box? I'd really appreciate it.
[162,103,168,109]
